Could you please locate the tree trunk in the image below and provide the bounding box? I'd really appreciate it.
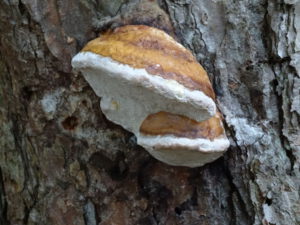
[0,0,299,225]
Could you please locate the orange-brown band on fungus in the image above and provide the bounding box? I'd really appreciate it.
[140,112,225,140]
[82,25,215,100]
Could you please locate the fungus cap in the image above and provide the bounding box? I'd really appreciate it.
[72,25,217,133]
[71,25,229,167]
[138,112,229,167]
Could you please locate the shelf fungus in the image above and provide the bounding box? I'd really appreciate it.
[72,25,230,167]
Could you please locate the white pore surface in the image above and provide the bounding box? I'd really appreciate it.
[72,52,216,133]
[137,134,230,167]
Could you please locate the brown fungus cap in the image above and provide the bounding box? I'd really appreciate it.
[140,111,225,141]
[137,112,229,167]
[71,25,230,167]
[82,25,215,100]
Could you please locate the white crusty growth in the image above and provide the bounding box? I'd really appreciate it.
[137,134,229,167]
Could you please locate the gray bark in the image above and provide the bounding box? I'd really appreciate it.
[0,0,299,225]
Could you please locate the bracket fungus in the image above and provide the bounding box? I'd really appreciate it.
[72,25,230,167]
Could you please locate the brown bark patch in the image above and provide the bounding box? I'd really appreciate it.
[61,116,79,130]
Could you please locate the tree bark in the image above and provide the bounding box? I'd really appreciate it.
[0,0,299,225]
